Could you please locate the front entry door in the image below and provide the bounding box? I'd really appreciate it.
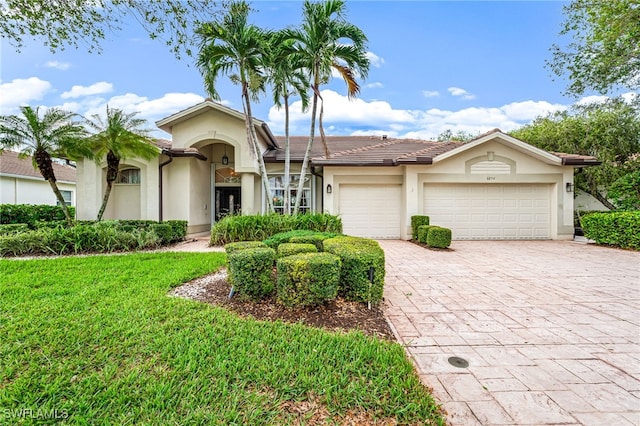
[216,187,241,221]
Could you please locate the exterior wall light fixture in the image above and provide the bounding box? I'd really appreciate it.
[222,145,229,165]
[326,184,332,194]
[566,182,574,193]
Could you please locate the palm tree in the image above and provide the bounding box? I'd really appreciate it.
[291,0,370,213]
[86,106,159,221]
[0,106,91,226]
[196,0,275,213]
[265,29,310,214]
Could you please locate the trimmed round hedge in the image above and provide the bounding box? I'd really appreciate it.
[227,247,276,300]
[224,241,267,254]
[427,226,451,248]
[411,215,430,240]
[277,242,317,258]
[276,252,341,307]
[323,236,385,304]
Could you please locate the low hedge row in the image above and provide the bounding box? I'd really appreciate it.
[210,214,342,245]
[581,211,640,250]
[0,220,188,257]
[224,234,386,306]
[0,204,76,226]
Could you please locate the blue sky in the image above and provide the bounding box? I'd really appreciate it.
[0,0,618,140]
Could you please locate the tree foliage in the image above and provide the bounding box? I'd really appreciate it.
[510,98,640,209]
[86,106,159,221]
[0,0,217,58]
[608,170,640,211]
[548,0,640,96]
[0,106,92,225]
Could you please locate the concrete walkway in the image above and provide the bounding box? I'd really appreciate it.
[379,240,640,426]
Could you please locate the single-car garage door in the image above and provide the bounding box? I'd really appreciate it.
[339,184,402,239]
[423,183,551,240]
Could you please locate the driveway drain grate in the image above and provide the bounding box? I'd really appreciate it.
[448,356,469,368]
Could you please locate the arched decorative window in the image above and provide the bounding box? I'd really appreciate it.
[117,168,141,184]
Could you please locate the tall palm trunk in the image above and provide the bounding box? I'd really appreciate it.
[242,83,274,213]
[283,93,291,215]
[97,151,120,221]
[34,149,74,226]
[294,85,320,214]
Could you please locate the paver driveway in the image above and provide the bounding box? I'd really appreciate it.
[379,240,640,426]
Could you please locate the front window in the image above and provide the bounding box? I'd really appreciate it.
[117,168,141,184]
[57,190,73,206]
[269,174,311,213]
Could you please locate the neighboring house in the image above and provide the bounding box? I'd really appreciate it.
[76,100,600,240]
[0,150,76,207]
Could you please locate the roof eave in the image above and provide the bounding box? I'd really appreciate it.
[562,158,602,167]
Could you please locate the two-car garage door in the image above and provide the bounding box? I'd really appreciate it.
[338,183,551,240]
[423,183,551,240]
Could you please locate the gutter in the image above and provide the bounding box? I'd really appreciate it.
[158,148,207,221]
[561,158,602,166]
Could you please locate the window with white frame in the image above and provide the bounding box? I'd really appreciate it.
[269,174,311,213]
[57,190,73,206]
[116,168,141,184]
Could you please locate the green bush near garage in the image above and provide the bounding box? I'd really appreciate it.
[411,215,430,240]
[288,233,338,251]
[276,252,341,307]
[426,226,452,249]
[0,204,76,227]
[581,211,640,250]
[416,225,433,244]
[277,242,318,258]
[227,247,277,300]
[323,236,385,304]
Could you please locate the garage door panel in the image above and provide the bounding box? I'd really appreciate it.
[339,184,401,239]
[424,183,550,240]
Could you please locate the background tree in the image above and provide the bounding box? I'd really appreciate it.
[0,106,91,225]
[86,107,159,221]
[0,0,217,58]
[291,0,370,213]
[265,30,310,214]
[607,170,640,211]
[437,129,477,142]
[548,0,640,96]
[510,98,640,209]
[196,1,275,213]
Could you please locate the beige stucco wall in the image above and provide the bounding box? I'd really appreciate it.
[76,157,158,221]
[0,176,75,206]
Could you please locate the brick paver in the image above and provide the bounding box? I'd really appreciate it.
[379,240,640,426]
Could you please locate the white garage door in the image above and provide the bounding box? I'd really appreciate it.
[423,183,551,240]
[339,184,402,239]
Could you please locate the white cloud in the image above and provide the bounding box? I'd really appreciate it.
[266,89,568,140]
[448,86,476,100]
[366,82,384,89]
[365,51,385,68]
[575,95,609,106]
[61,82,114,99]
[422,90,440,98]
[44,61,71,70]
[0,77,52,114]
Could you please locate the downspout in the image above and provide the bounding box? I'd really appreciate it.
[158,152,174,222]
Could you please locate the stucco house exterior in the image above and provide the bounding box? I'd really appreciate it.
[76,100,600,240]
[0,150,76,206]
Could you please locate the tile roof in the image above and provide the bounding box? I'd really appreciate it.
[264,132,600,167]
[0,150,76,182]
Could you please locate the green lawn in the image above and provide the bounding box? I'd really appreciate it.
[0,253,444,425]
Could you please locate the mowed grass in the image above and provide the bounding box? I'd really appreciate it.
[0,253,445,425]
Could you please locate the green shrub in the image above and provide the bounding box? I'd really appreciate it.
[289,233,337,251]
[411,216,430,240]
[263,230,323,249]
[276,252,341,307]
[227,247,276,300]
[278,242,318,258]
[323,236,385,304]
[0,204,75,226]
[0,223,29,235]
[417,225,433,244]
[581,211,640,250]
[224,241,266,254]
[210,214,342,245]
[150,223,173,245]
[164,220,188,242]
[426,226,452,248]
